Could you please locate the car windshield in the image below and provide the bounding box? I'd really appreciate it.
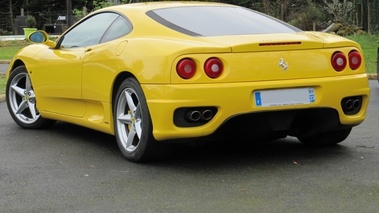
[147,6,301,36]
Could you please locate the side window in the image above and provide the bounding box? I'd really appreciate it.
[101,16,132,43]
[60,13,119,48]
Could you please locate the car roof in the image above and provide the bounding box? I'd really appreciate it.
[88,2,235,38]
[98,1,232,13]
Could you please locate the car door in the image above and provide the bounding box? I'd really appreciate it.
[34,12,122,117]
[82,14,132,103]
[31,45,86,117]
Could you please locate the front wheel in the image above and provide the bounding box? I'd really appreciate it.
[113,78,171,162]
[6,66,54,129]
[297,128,352,146]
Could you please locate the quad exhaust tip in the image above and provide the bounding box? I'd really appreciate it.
[174,107,218,127]
[341,96,362,115]
[186,109,214,122]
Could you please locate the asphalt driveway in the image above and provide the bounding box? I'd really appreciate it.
[0,63,8,74]
[0,81,379,212]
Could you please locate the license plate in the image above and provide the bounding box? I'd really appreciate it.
[254,88,315,107]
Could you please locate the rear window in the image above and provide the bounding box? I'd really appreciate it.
[146,6,301,36]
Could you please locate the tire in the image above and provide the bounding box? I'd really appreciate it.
[113,78,171,162]
[297,128,352,146]
[6,66,55,129]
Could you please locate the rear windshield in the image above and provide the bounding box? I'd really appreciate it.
[146,6,301,36]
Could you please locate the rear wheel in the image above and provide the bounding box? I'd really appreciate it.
[6,66,54,129]
[297,128,352,146]
[113,78,171,162]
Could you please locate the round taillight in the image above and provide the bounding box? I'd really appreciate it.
[177,58,196,79]
[331,52,347,71]
[204,57,223,78]
[348,50,362,70]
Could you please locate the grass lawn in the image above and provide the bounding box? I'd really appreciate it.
[0,39,30,59]
[0,34,377,95]
[346,34,379,73]
[0,74,5,95]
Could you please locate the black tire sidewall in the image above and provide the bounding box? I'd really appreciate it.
[6,65,49,129]
[113,78,155,162]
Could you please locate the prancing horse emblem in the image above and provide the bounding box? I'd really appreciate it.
[278,58,288,71]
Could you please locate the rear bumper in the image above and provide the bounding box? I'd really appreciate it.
[142,74,370,141]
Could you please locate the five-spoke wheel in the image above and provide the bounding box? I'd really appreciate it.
[115,86,143,153]
[6,66,53,128]
[114,78,170,162]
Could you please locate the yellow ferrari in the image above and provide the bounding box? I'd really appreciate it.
[6,2,370,162]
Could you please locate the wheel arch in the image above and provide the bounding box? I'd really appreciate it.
[6,65,55,128]
[8,60,25,74]
[111,71,137,113]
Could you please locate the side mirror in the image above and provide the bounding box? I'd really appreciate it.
[28,30,57,48]
[29,31,47,43]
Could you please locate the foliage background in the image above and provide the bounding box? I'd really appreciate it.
[0,0,379,35]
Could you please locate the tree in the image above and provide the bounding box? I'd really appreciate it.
[262,0,271,15]
[280,0,291,21]
[1,0,379,34]
[356,0,379,33]
[286,0,325,30]
[324,0,354,24]
[0,0,22,34]
[8,0,15,32]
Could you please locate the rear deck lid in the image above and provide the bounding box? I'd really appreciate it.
[205,33,325,52]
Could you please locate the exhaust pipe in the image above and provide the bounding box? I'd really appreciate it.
[341,96,362,115]
[174,107,217,127]
[201,109,213,121]
[344,98,361,111]
[345,99,353,110]
[186,110,201,122]
[352,99,360,109]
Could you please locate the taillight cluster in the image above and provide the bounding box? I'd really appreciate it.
[176,58,196,79]
[331,50,362,71]
[176,57,223,79]
[348,51,362,70]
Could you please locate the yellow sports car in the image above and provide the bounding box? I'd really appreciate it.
[6,2,370,162]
